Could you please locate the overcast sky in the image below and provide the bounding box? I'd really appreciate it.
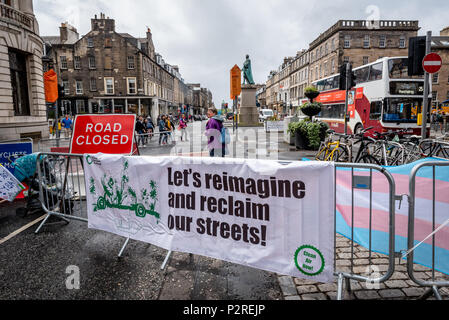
[35,0,449,108]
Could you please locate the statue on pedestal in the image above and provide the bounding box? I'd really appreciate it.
[242,55,255,85]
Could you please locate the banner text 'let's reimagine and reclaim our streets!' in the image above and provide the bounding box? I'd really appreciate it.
[167,167,307,247]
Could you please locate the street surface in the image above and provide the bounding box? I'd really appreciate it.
[1,120,448,300]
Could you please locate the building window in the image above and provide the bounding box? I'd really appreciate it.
[363,56,369,65]
[433,73,439,84]
[60,56,67,69]
[104,37,112,48]
[76,100,86,114]
[331,38,335,51]
[379,35,386,48]
[9,49,30,116]
[87,37,94,48]
[363,35,370,48]
[90,78,97,91]
[105,77,114,95]
[88,56,96,69]
[127,56,135,70]
[63,80,70,95]
[74,56,81,69]
[344,36,351,48]
[343,56,350,63]
[75,81,83,95]
[399,36,406,48]
[127,77,137,94]
[432,91,437,101]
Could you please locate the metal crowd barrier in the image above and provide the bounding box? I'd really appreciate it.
[32,154,449,300]
[33,152,158,259]
[333,163,397,300]
[135,130,177,146]
[407,161,449,300]
[34,153,87,234]
[37,137,72,153]
[0,137,33,145]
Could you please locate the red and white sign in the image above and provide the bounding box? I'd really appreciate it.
[70,114,136,155]
[423,53,442,74]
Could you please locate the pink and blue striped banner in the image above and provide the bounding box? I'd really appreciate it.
[334,158,449,275]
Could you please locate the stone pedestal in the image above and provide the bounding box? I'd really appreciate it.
[239,85,260,127]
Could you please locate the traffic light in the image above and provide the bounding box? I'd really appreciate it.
[339,63,347,91]
[349,69,357,89]
[58,84,65,99]
[408,36,426,76]
[339,63,356,90]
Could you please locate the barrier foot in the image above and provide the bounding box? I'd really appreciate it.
[35,214,51,234]
[34,214,71,234]
[161,251,172,271]
[337,273,344,300]
[418,287,437,300]
[432,286,443,300]
[345,277,352,294]
[118,237,130,258]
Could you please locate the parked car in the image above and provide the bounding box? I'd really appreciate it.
[259,109,274,122]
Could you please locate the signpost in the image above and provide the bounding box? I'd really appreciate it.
[70,114,136,155]
[421,32,434,140]
[230,65,242,133]
[422,52,443,74]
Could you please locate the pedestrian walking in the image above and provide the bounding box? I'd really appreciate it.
[437,111,444,133]
[159,115,168,145]
[166,115,174,143]
[61,115,73,138]
[146,116,154,141]
[205,107,225,158]
[178,114,188,142]
[135,116,146,147]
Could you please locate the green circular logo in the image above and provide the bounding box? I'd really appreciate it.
[294,245,325,277]
[86,155,93,165]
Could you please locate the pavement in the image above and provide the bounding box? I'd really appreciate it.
[0,121,448,301]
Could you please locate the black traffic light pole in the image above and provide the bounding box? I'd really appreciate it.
[421,31,432,140]
[344,63,351,135]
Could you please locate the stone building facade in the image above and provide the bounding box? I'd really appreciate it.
[431,27,449,107]
[308,20,420,84]
[264,19,423,115]
[289,49,310,108]
[43,14,201,122]
[0,0,48,140]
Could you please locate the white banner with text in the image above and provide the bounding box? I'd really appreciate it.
[84,154,335,283]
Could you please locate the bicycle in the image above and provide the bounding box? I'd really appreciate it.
[371,131,406,166]
[315,130,351,162]
[419,133,449,159]
[349,126,381,164]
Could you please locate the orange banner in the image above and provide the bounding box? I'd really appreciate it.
[44,69,58,103]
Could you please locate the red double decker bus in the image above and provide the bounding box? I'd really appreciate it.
[312,57,431,136]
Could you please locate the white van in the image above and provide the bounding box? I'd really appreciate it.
[259,109,274,122]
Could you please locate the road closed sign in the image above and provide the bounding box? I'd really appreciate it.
[70,114,136,155]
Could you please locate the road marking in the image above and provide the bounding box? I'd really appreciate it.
[423,61,442,66]
[0,214,47,245]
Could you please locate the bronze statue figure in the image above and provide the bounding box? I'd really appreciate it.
[242,54,255,85]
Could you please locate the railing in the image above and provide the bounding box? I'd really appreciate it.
[310,20,419,49]
[0,3,34,32]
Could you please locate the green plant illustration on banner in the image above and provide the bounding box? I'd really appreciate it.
[90,159,160,221]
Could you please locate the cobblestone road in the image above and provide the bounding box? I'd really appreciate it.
[278,234,449,300]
